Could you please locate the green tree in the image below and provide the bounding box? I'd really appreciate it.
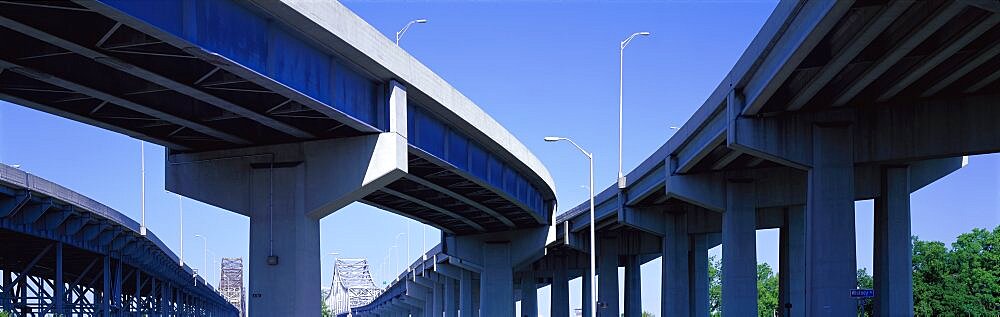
[708,255,722,317]
[321,299,333,317]
[856,268,873,316]
[913,236,952,315]
[640,311,656,317]
[912,227,1000,316]
[757,263,779,317]
[707,256,781,316]
[942,227,1000,315]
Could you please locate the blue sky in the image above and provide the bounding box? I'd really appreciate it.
[1,1,998,315]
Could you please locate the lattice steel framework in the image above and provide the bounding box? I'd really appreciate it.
[325,258,380,316]
[218,258,245,317]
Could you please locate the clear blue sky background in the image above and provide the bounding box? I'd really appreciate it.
[1,1,998,315]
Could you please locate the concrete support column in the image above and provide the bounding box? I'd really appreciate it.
[550,257,569,317]
[598,236,619,317]
[722,179,757,315]
[779,206,805,317]
[806,124,856,316]
[426,285,435,317]
[623,255,641,317]
[445,277,457,317]
[480,242,513,316]
[520,272,537,317]
[662,213,690,317]
[248,165,321,317]
[874,165,912,316]
[434,278,445,317]
[459,270,473,317]
[166,82,408,317]
[581,265,592,317]
[689,234,710,317]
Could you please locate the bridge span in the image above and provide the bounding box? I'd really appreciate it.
[359,0,999,316]
[0,163,237,316]
[0,0,557,315]
[4,0,1000,316]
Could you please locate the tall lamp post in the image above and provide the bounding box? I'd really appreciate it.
[206,249,218,285]
[390,245,399,277]
[617,31,651,189]
[178,194,184,267]
[394,232,407,272]
[544,136,596,317]
[395,19,428,45]
[194,234,208,281]
[140,140,146,235]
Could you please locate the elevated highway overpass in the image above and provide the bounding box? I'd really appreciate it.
[360,0,999,316]
[0,0,557,315]
[0,163,237,316]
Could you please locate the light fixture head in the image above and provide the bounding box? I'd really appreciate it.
[639,32,651,36]
[416,19,428,23]
[543,137,563,142]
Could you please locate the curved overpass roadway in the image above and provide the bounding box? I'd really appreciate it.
[359,0,998,316]
[0,164,237,316]
[0,0,555,315]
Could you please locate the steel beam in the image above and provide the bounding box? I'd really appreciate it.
[879,13,1000,101]
[710,150,742,171]
[55,242,65,315]
[43,206,72,230]
[961,0,1000,12]
[0,59,251,145]
[19,198,52,224]
[0,190,29,218]
[405,175,515,228]
[833,2,966,107]
[741,0,855,115]
[0,16,316,140]
[786,0,913,111]
[0,92,190,150]
[924,38,1000,96]
[380,188,483,232]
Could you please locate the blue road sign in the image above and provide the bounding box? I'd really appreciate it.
[851,289,875,299]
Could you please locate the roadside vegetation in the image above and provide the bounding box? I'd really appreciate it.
[708,226,1000,316]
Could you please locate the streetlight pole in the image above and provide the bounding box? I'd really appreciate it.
[618,31,651,189]
[544,136,596,317]
[406,224,410,266]
[194,234,207,281]
[391,245,399,275]
[178,194,184,267]
[140,140,146,235]
[394,232,407,272]
[206,249,218,285]
[395,19,428,45]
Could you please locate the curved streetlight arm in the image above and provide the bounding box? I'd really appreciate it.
[544,137,592,159]
[620,31,651,50]
[396,19,428,45]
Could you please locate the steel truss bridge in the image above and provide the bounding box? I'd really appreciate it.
[0,164,238,316]
[218,258,245,317]
[325,258,380,316]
